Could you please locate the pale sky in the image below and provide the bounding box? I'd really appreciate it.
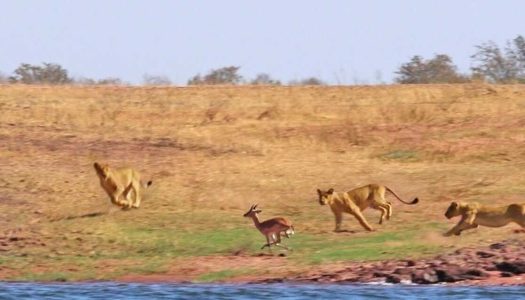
[1,0,524,84]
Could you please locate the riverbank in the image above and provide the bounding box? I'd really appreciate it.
[256,238,525,286]
[114,238,525,286]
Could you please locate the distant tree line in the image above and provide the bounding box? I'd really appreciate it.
[0,63,323,86]
[1,35,523,85]
[186,66,324,86]
[0,62,129,86]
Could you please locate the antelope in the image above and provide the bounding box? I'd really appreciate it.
[243,204,295,250]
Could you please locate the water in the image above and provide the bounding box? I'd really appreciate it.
[0,282,523,300]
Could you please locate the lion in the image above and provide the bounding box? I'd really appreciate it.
[317,184,419,232]
[444,201,525,236]
[93,162,152,209]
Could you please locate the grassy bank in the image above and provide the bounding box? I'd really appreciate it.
[1,84,524,281]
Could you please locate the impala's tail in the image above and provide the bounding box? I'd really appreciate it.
[287,225,295,236]
[385,187,418,205]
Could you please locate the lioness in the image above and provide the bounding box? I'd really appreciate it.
[317,184,418,232]
[93,162,152,209]
[444,201,525,236]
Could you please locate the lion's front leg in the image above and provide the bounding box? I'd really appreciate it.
[122,183,135,209]
[132,180,141,208]
[351,209,374,231]
[110,187,123,206]
[332,210,343,232]
[444,217,477,236]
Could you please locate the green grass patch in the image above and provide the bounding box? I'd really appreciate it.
[109,225,262,258]
[14,271,96,282]
[289,228,442,264]
[380,150,419,161]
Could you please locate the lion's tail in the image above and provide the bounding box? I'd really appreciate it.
[385,187,418,205]
[142,180,153,189]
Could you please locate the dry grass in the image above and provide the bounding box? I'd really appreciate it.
[1,83,525,281]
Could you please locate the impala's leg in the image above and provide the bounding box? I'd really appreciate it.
[261,235,272,250]
[275,233,282,244]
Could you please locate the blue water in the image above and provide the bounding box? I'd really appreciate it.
[0,282,523,300]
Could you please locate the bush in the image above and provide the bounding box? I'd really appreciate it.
[143,74,171,86]
[188,66,243,85]
[9,63,72,84]
[395,54,468,84]
[289,77,325,85]
[250,73,281,85]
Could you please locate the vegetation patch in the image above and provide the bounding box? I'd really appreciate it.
[380,150,419,161]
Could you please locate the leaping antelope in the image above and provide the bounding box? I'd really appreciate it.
[243,204,295,250]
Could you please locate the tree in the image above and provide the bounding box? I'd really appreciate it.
[395,54,468,84]
[471,35,525,83]
[289,77,325,85]
[250,73,281,85]
[9,62,72,84]
[188,66,243,85]
[143,74,171,86]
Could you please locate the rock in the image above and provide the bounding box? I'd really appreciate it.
[406,260,416,267]
[490,243,506,250]
[435,267,490,283]
[476,251,497,258]
[373,271,389,278]
[495,261,525,274]
[465,268,490,278]
[484,265,498,271]
[500,272,514,277]
[393,267,413,275]
[411,271,439,284]
[259,278,284,283]
[385,274,402,284]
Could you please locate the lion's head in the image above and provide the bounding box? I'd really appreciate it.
[317,188,335,206]
[93,162,110,180]
[445,201,462,219]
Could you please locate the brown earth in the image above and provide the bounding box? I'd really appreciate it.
[1,84,525,283]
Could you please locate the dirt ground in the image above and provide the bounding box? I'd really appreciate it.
[1,84,524,283]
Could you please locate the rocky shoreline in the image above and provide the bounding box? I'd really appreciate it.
[255,239,525,285]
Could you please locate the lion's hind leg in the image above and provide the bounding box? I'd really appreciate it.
[376,206,388,225]
[385,202,392,220]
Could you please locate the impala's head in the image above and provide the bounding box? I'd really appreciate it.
[243,204,262,217]
[444,201,461,219]
[93,162,110,180]
[317,188,335,205]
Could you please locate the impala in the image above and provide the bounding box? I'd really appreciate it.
[243,204,294,250]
